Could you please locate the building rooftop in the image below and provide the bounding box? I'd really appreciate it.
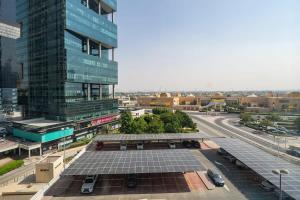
[16,118,63,128]
[40,156,62,163]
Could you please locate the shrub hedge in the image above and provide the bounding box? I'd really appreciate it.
[0,160,24,176]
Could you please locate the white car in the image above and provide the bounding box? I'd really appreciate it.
[168,142,176,149]
[81,175,98,194]
[136,142,144,150]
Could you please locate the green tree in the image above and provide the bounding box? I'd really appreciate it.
[159,112,178,124]
[152,107,171,115]
[132,117,148,134]
[175,110,195,129]
[164,121,181,133]
[240,112,253,123]
[260,119,272,127]
[295,117,300,132]
[266,113,281,122]
[146,116,164,133]
[119,110,134,134]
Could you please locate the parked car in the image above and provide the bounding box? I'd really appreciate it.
[207,169,225,187]
[260,180,275,192]
[287,149,300,158]
[217,148,228,155]
[182,140,192,148]
[191,140,200,148]
[127,174,137,188]
[168,142,176,149]
[223,155,236,163]
[0,127,7,135]
[96,141,104,150]
[81,175,98,194]
[120,142,127,151]
[235,160,248,169]
[136,142,144,150]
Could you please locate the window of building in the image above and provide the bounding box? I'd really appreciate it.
[89,0,99,14]
[81,0,87,7]
[20,63,24,79]
[82,38,87,53]
[89,40,99,56]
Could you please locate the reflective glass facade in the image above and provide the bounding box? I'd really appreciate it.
[0,0,19,113]
[17,0,118,122]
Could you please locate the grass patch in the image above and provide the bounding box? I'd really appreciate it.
[0,160,24,176]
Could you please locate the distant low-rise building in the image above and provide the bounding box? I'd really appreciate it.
[239,92,300,112]
[137,93,179,107]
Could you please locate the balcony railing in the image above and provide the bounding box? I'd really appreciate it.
[66,0,117,47]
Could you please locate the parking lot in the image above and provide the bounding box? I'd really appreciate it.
[200,147,278,200]
[46,172,207,197]
[42,140,281,200]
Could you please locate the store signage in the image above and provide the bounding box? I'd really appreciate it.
[91,115,117,126]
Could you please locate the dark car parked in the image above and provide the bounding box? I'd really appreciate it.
[207,169,225,187]
[127,174,137,188]
[191,140,200,148]
[182,140,192,148]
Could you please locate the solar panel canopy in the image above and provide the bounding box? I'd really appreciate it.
[94,133,214,142]
[213,138,300,200]
[62,149,204,176]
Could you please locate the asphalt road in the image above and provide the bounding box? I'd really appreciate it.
[189,113,300,165]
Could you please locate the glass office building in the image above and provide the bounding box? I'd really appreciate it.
[17,0,118,124]
[0,0,20,115]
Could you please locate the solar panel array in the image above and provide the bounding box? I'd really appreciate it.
[62,149,204,175]
[94,133,214,142]
[213,138,300,200]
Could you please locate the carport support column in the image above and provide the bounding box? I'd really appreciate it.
[40,147,42,156]
[18,147,21,156]
[28,149,31,158]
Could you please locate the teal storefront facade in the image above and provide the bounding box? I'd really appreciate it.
[13,128,74,143]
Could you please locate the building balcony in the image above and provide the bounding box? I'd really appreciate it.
[65,49,118,85]
[101,0,117,12]
[66,0,117,48]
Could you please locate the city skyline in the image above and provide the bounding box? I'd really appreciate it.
[116,0,300,92]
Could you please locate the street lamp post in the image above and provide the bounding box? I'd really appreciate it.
[272,169,289,200]
[61,128,66,169]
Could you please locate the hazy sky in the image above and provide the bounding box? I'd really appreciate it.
[116,0,300,92]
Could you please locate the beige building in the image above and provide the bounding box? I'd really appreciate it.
[35,156,63,183]
[137,93,179,107]
[239,92,300,112]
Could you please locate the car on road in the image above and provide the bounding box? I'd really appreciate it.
[81,175,98,194]
[207,169,225,187]
[168,142,176,149]
[287,149,300,158]
[127,174,137,188]
[136,142,144,150]
[260,180,275,192]
[182,140,192,148]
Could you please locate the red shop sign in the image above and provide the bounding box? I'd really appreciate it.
[91,115,116,126]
